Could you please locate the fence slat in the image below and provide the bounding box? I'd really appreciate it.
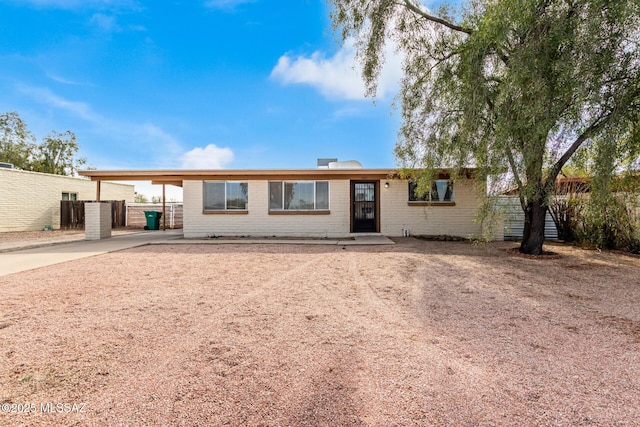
[60,200,126,229]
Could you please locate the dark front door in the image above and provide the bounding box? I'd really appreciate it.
[352,181,377,233]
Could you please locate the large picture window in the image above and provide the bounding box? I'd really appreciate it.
[269,181,329,210]
[408,180,454,202]
[204,181,248,210]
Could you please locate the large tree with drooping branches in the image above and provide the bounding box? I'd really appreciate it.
[329,0,640,254]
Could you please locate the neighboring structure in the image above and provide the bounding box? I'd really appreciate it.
[0,168,134,232]
[79,161,503,240]
[497,196,559,240]
[497,176,594,240]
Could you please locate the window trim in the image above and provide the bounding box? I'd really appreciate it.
[203,181,248,212]
[268,180,330,212]
[408,180,455,205]
[62,192,78,201]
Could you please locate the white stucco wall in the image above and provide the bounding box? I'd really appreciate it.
[183,179,351,238]
[0,168,135,232]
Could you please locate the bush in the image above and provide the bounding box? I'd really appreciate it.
[548,180,587,243]
[578,193,640,254]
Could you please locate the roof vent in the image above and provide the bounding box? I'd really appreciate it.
[317,158,338,168]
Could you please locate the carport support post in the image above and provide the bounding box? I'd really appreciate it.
[96,179,101,202]
[162,184,166,231]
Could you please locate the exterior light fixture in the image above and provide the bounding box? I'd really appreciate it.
[384,182,389,188]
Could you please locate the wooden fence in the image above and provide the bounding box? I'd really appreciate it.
[60,200,127,229]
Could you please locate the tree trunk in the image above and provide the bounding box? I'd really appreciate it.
[520,200,547,255]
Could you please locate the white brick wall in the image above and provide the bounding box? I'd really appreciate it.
[0,168,135,232]
[380,178,493,238]
[183,180,351,238]
[183,178,500,239]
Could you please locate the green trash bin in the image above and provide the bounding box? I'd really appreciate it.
[144,211,162,230]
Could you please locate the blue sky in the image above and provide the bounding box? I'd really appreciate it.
[0,0,412,198]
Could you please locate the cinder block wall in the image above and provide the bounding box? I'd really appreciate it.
[85,202,112,240]
[183,180,351,238]
[0,168,135,232]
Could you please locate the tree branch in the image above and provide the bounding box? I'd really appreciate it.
[505,143,527,210]
[400,0,472,35]
[545,114,610,194]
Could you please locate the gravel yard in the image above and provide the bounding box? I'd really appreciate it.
[1,239,639,426]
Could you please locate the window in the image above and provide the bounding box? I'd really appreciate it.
[269,181,329,210]
[62,192,77,201]
[203,181,248,210]
[408,180,454,202]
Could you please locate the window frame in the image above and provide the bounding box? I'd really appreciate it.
[408,180,455,205]
[62,192,78,201]
[268,180,330,212]
[203,181,248,213]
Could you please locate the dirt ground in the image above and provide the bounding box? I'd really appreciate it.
[1,239,639,426]
[0,229,143,252]
[0,229,85,244]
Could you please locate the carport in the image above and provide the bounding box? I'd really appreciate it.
[79,170,185,236]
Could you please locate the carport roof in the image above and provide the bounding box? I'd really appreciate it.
[78,168,401,186]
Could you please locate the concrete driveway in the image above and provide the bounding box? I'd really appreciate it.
[0,230,182,277]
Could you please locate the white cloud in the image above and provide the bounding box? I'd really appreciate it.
[332,106,367,119]
[137,123,182,155]
[181,144,234,169]
[90,13,119,32]
[17,85,183,166]
[16,84,234,171]
[18,84,101,122]
[46,74,92,86]
[270,38,403,101]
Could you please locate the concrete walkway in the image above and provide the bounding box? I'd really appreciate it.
[0,230,182,277]
[0,232,394,277]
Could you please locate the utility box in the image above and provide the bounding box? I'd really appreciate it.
[85,202,112,240]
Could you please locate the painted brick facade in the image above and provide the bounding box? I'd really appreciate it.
[0,168,134,232]
[183,180,351,238]
[183,178,503,239]
[380,178,484,237]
